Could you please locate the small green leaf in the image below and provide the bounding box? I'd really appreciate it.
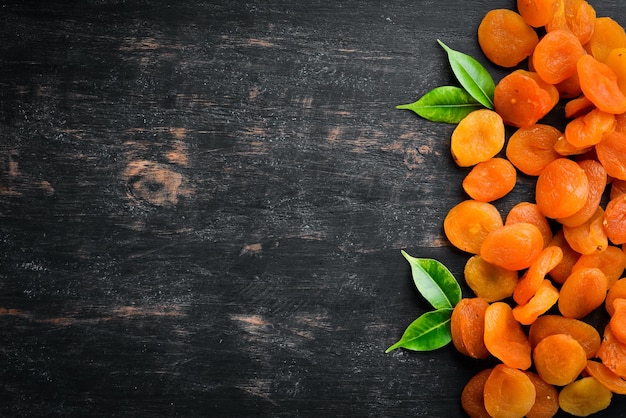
[396,86,483,123]
[437,39,495,110]
[385,308,453,352]
[401,250,462,310]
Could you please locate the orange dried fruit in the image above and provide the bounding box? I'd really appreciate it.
[450,297,490,359]
[529,315,601,359]
[481,223,544,271]
[464,255,519,302]
[558,267,608,318]
[478,9,539,68]
[533,29,585,84]
[535,158,589,219]
[450,109,505,167]
[506,202,553,248]
[505,124,562,176]
[462,158,517,202]
[577,54,626,114]
[533,333,587,386]
[483,364,536,418]
[444,200,503,254]
[484,302,532,370]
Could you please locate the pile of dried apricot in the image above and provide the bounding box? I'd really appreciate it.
[443,1,626,416]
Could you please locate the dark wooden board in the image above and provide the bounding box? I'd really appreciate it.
[1,0,626,416]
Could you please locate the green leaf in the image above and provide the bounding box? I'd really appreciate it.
[385,308,453,352]
[401,250,462,310]
[396,86,483,123]
[437,39,495,110]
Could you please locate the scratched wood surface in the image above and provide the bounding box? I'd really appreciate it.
[1,0,626,416]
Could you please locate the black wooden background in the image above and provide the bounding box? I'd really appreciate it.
[1,0,626,416]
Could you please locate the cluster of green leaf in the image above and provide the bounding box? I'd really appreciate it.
[388,42,497,353]
[386,251,461,352]
[396,40,496,124]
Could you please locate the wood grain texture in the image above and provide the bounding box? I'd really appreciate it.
[1,0,625,416]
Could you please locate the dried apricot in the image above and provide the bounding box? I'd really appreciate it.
[571,245,626,289]
[609,298,626,346]
[557,159,608,228]
[505,124,562,176]
[564,108,616,148]
[450,109,505,167]
[494,70,559,128]
[529,315,601,359]
[585,16,626,63]
[461,368,493,418]
[450,297,490,359]
[610,179,626,200]
[513,245,562,305]
[606,48,626,96]
[533,333,587,386]
[444,200,503,254]
[596,131,626,181]
[484,302,532,370]
[603,195,626,244]
[517,0,557,27]
[533,29,585,84]
[464,255,519,302]
[505,202,553,248]
[559,377,612,416]
[547,229,581,284]
[462,158,517,202]
[512,279,559,325]
[607,278,626,317]
[480,223,544,271]
[558,267,608,318]
[562,206,608,255]
[478,9,539,68]
[524,371,559,418]
[586,360,626,395]
[564,95,594,119]
[535,158,589,219]
[483,364,536,418]
[577,54,626,114]
[597,324,626,379]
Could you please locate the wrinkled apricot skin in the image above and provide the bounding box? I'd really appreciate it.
[533,333,587,386]
[461,369,493,418]
[606,48,626,96]
[563,206,608,255]
[483,364,536,418]
[603,195,626,244]
[505,124,562,176]
[451,109,505,167]
[534,29,585,84]
[577,54,626,114]
[480,223,543,271]
[547,229,581,284]
[607,279,626,317]
[529,315,601,359]
[517,0,557,28]
[524,371,559,418]
[585,17,626,63]
[513,245,562,305]
[478,9,539,68]
[464,255,518,302]
[564,109,616,148]
[535,158,589,219]
[596,131,626,181]
[558,267,608,319]
[450,297,490,359]
[512,279,559,325]
[609,299,626,345]
[586,360,626,395]
[444,200,503,254]
[572,245,626,289]
[484,302,532,370]
[494,70,559,128]
[506,202,553,248]
[597,324,626,379]
[558,377,612,417]
[557,159,608,228]
[462,158,517,202]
